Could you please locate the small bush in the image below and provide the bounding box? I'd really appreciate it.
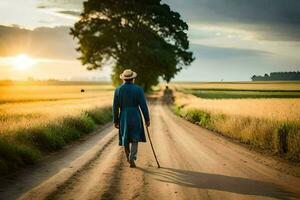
[0,138,40,174]
[21,125,65,151]
[44,126,67,150]
[171,105,182,116]
[60,125,82,142]
[0,138,23,167]
[185,109,211,127]
[85,107,112,124]
[63,114,96,134]
[15,144,41,164]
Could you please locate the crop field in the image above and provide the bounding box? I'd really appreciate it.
[173,81,300,99]
[171,82,300,161]
[172,81,300,90]
[0,81,114,173]
[181,89,300,99]
[173,91,300,122]
[0,82,113,133]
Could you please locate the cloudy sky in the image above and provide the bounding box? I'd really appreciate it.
[0,0,299,81]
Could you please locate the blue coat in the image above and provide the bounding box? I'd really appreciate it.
[112,82,150,146]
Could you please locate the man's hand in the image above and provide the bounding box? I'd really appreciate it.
[146,121,150,127]
[114,123,119,129]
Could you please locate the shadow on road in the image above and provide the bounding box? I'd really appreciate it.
[137,167,300,199]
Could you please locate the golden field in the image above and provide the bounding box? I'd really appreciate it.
[173,92,300,123]
[172,81,300,91]
[0,82,114,173]
[170,81,300,123]
[170,82,300,162]
[0,83,113,134]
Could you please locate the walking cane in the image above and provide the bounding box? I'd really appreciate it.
[146,126,160,168]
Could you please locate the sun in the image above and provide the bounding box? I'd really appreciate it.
[11,54,37,70]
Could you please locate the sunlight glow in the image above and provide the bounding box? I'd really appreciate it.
[10,54,37,70]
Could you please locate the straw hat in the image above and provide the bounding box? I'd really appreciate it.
[119,69,137,80]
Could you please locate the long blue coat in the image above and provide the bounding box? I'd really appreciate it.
[112,82,150,146]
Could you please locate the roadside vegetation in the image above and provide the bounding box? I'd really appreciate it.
[171,83,300,162]
[0,106,112,174]
[0,83,113,174]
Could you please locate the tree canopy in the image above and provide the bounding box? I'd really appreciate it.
[71,0,194,91]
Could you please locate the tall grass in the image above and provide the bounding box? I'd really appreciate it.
[172,90,300,162]
[0,107,112,174]
[173,92,300,122]
[173,105,300,161]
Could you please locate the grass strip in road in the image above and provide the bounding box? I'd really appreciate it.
[0,107,112,175]
[172,105,300,162]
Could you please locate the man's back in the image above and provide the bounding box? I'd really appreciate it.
[116,82,142,109]
[112,69,150,167]
[113,81,150,146]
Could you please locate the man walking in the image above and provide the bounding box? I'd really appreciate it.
[113,69,150,168]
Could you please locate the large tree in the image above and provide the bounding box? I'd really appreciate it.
[71,0,194,91]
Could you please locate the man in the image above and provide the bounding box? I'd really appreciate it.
[113,69,150,168]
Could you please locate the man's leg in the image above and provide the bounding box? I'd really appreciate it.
[129,142,138,161]
[129,142,138,168]
[124,143,130,162]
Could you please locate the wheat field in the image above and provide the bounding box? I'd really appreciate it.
[174,92,300,123]
[0,82,114,173]
[172,81,300,91]
[170,82,300,122]
[0,83,113,134]
[170,82,300,161]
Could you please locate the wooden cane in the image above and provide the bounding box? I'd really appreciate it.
[146,126,160,168]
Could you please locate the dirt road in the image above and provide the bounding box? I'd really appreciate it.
[2,101,300,200]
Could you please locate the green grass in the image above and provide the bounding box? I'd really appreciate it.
[172,105,300,162]
[181,88,300,99]
[0,107,112,175]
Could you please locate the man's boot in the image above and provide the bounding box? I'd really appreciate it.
[129,160,136,168]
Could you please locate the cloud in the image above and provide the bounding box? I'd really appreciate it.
[36,0,82,20]
[37,0,83,9]
[35,0,300,41]
[163,0,300,41]
[191,44,272,60]
[37,0,300,41]
[58,10,81,17]
[0,25,78,60]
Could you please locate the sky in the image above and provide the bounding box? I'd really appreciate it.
[0,0,299,81]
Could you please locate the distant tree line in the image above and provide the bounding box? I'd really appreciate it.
[251,71,300,81]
